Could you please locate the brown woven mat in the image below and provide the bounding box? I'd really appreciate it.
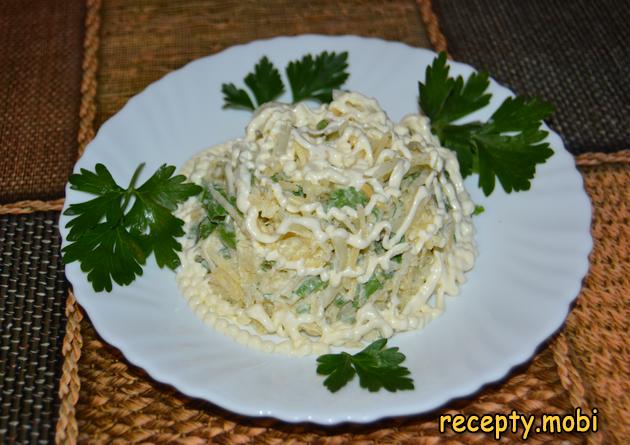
[47,0,628,444]
[0,0,85,203]
[74,323,578,444]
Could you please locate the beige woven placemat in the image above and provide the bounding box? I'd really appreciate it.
[48,0,630,443]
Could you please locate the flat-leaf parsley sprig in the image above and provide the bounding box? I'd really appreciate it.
[419,52,554,196]
[221,51,349,110]
[316,339,414,393]
[286,51,350,103]
[62,163,201,292]
[222,56,284,110]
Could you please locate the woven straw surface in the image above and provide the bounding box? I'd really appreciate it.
[561,163,630,445]
[0,212,67,444]
[0,0,85,203]
[75,324,580,444]
[432,0,630,155]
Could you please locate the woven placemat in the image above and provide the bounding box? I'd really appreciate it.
[560,163,630,444]
[74,323,579,444]
[47,0,628,444]
[0,212,68,444]
[0,0,85,203]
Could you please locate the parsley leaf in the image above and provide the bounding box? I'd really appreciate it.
[419,52,491,128]
[317,352,355,393]
[286,51,349,103]
[62,224,146,292]
[292,184,305,197]
[436,122,481,177]
[62,163,201,292]
[196,185,238,249]
[200,186,231,222]
[63,164,125,242]
[326,187,368,210]
[270,172,285,183]
[363,276,383,298]
[222,51,349,110]
[244,56,285,106]
[221,83,255,110]
[222,56,283,110]
[473,204,485,215]
[474,97,554,195]
[218,221,237,249]
[197,218,218,241]
[317,339,414,393]
[316,119,329,130]
[295,276,328,297]
[419,52,554,196]
[353,274,384,308]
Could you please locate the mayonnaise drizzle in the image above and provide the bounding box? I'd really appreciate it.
[175,91,476,355]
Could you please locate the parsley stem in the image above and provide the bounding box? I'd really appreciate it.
[121,163,145,212]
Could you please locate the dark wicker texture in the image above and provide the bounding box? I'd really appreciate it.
[432,0,630,155]
[0,212,67,444]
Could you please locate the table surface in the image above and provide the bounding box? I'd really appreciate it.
[1,0,628,444]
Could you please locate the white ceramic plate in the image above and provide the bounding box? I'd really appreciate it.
[60,35,591,424]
